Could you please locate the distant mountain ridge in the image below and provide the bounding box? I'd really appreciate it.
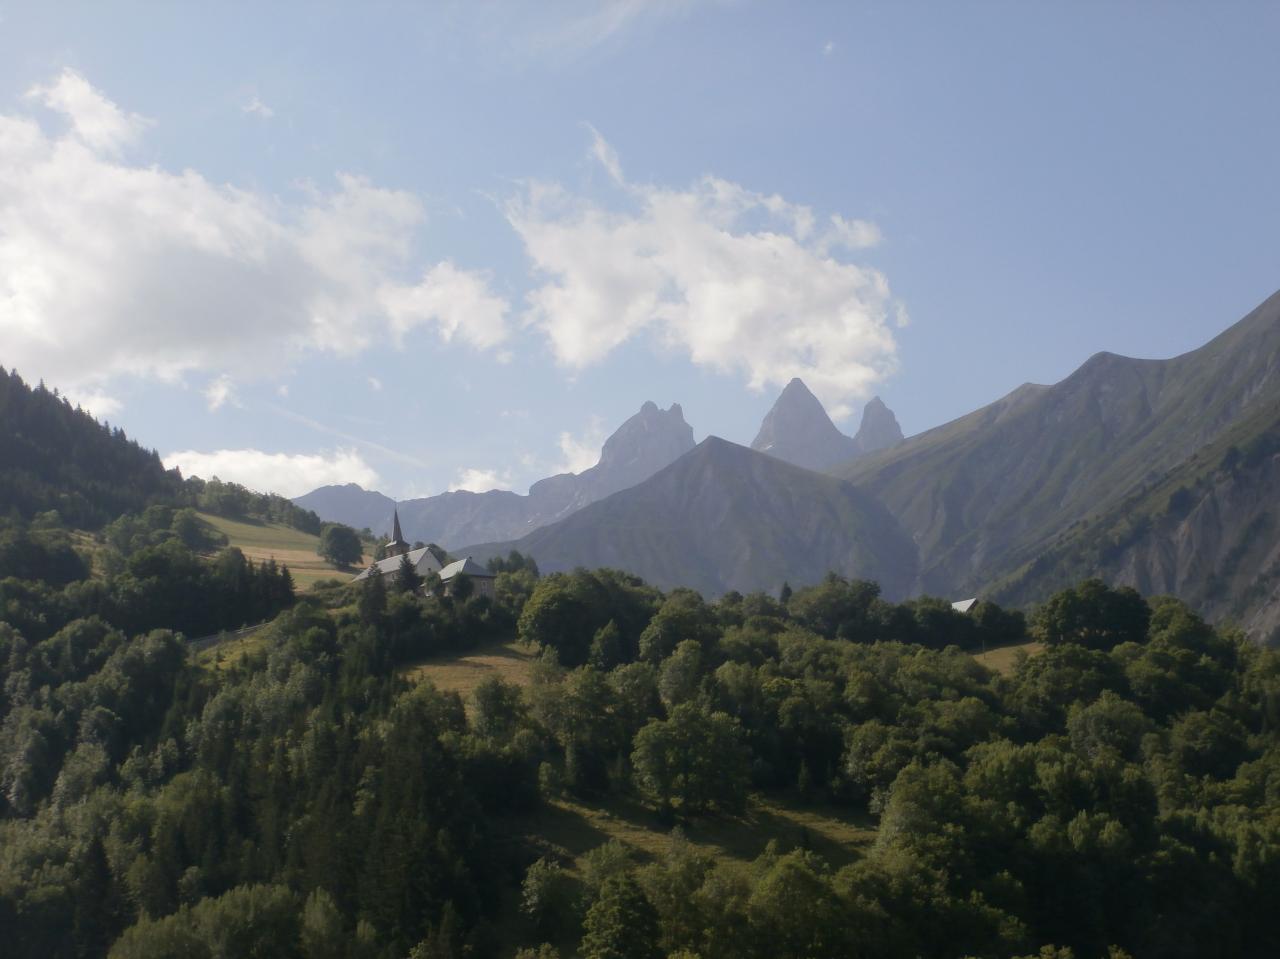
[750,378,902,471]
[294,401,695,546]
[835,287,1280,637]
[465,436,919,598]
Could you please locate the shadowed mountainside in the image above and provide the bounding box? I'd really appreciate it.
[836,288,1280,634]
[466,436,918,598]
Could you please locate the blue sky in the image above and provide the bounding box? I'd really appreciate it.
[2,1,1278,499]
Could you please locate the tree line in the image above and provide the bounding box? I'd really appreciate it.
[1,541,1277,957]
[0,366,323,533]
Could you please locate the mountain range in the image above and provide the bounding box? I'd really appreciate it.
[295,401,696,546]
[297,289,1280,642]
[833,288,1280,641]
[466,436,918,598]
[296,390,901,548]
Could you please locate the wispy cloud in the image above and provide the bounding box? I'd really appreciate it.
[241,95,274,119]
[529,0,718,54]
[266,402,433,471]
[204,375,237,411]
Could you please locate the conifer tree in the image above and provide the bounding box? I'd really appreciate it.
[359,565,387,623]
[396,553,422,594]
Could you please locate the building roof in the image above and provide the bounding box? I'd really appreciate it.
[385,507,408,549]
[439,557,495,581]
[951,597,979,613]
[352,545,445,581]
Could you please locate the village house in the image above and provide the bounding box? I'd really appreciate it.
[351,509,496,599]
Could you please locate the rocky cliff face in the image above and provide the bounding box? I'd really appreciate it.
[751,378,901,471]
[527,401,695,523]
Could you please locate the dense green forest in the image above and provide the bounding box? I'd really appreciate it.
[0,367,323,533]
[2,538,1277,957]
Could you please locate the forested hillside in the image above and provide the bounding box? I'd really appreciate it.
[2,544,1278,957]
[0,366,323,534]
[0,368,182,528]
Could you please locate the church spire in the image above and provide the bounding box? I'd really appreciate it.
[385,507,409,558]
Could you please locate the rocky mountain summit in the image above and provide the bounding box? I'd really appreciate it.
[295,400,695,546]
[750,378,902,471]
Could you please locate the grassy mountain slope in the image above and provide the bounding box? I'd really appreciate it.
[990,401,1280,642]
[197,512,371,590]
[837,288,1280,600]
[468,437,918,598]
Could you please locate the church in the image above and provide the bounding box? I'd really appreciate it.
[351,509,497,599]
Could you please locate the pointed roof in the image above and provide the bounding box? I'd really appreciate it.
[351,545,445,581]
[386,507,408,548]
[439,557,496,580]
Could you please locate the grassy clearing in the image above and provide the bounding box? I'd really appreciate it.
[197,512,369,591]
[196,625,275,671]
[401,638,537,701]
[973,639,1044,675]
[512,792,875,875]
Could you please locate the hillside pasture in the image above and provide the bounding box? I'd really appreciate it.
[401,638,537,702]
[197,511,369,590]
[973,638,1044,675]
[518,793,875,875]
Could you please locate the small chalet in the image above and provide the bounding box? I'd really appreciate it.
[350,508,496,599]
[437,557,497,599]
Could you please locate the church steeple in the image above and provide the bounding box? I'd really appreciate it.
[385,507,410,558]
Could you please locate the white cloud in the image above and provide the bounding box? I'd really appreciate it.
[0,70,511,395]
[276,384,289,397]
[204,374,237,411]
[27,70,149,154]
[449,467,513,493]
[587,124,623,183]
[506,136,904,413]
[379,260,510,350]
[555,415,607,474]
[242,95,274,119]
[823,40,836,56]
[823,214,881,251]
[368,376,383,391]
[62,387,122,419]
[164,447,379,498]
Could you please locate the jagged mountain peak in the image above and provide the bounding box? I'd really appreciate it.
[853,396,904,454]
[752,378,901,472]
